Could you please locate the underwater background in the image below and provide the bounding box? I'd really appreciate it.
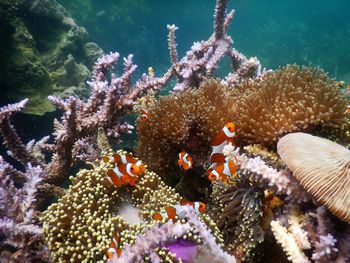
[1,0,350,262]
[2,0,350,145]
[56,0,350,81]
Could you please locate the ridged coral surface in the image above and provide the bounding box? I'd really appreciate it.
[230,65,347,144]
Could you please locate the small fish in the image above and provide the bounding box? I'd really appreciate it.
[210,122,236,165]
[207,159,237,182]
[177,151,193,170]
[148,66,155,77]
[152,202,205,221]
[180,199,206,213]
[107,232,123,259]
[345,105,350,113]
[152,206,179,221]
[140,109,149,121]
[105,163,141,187]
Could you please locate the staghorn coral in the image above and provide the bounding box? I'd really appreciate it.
[209,172,264,262]
[136,79,236,186]
[230,64,347,144]
[0,157,50,262]
[271,220,311,263]
[41,157,129,262]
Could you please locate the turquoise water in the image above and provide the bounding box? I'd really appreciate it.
[57,0,350,82]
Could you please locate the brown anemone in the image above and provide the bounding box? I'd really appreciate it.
[277,132,350,223]
[230,65,347,144]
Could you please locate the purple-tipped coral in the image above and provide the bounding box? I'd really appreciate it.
[109,206,236,263]
[0,156,50,262]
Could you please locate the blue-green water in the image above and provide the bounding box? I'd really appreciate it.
[58,0,350,82]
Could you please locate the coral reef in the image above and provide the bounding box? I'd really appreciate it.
[136,80,236,186]
[230,65,347,144]
[1,0,350,262]
[0,0,103,114]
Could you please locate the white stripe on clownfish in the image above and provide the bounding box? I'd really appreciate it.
[126,163,138,177]
[223,126,236,138]
[178,151,193,170]
[209,122,236,167]
[152,202,206,222]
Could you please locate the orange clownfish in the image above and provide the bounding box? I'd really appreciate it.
[107,232,123,259]
[207,159,237,182]
[103,153,145,171]
[177,151,193,170]
[140,109,149,121]
[152,202,206,221]
[179,199,206,214]
[106,162,141,187]
[210,122,236,164]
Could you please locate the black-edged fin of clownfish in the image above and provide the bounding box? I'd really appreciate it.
[165,206,178,220]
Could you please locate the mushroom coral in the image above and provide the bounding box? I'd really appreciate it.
[230,65,347,144]
[136,79,236,186]
[277,132,350,223]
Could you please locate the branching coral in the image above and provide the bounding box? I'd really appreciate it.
[0,157,50,262]
[230,64,347,144]
[271,220,311,263]
[209,172,264,262]
[136,79,236,185]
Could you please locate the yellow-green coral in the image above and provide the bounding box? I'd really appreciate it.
[41,159,127,262]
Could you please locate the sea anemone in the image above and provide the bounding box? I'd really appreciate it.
[209,172,264,261]
[136,79,236,186]
[230,65,347,145]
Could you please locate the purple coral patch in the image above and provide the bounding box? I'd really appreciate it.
[163,238,198,262]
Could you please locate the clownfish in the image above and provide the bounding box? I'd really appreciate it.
[106,162,142,187]
[210,122,236,165]
[345,105,350,113]
[179,199,206,214]
[152,202,206,221]
[177,151,193,170]
[140,109,149,121]
[107,232,123,259]
[207,159,237,182]
[103,153,145,171]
